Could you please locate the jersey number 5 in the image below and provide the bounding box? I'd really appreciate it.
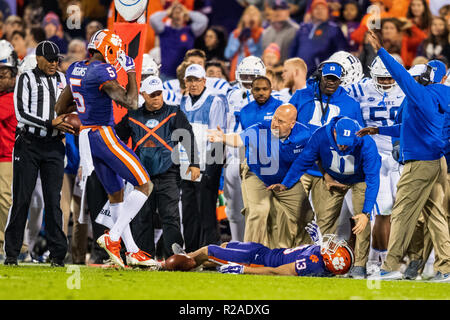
[69,78,86,113]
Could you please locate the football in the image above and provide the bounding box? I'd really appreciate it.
[114,0,148,22]
[164,254,196,271]
[63,113,81,135]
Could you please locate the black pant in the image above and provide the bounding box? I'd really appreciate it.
[5,133,67,261]
[85,171,110,262]
[181,163,223,252]
[131,167,183,258]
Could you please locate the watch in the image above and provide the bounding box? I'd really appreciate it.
[363,212,370,219]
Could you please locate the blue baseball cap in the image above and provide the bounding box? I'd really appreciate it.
[427,60,446,83]
[335,117,360,147]
[322,62,342,79]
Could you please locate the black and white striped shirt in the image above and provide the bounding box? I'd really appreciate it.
[14,67,66,137]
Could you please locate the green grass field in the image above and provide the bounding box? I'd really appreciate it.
[0,263,448,300]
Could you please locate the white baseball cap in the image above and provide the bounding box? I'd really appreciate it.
[140,76,163,95]
[184,64,206,79]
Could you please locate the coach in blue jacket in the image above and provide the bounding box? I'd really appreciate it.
[268,116,381,278]
[359,30,450,282]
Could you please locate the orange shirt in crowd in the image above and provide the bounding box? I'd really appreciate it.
[400,24,427,67]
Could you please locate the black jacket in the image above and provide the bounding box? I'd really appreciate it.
[115,103,199,177]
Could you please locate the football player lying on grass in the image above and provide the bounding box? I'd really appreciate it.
[166,221,354,276]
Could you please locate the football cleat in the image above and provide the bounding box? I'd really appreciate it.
[126,250,162,270]
[96,234,125,268]
[348,266,367,279]
[403,260,422,280]
[368,269,403,280]
[430,271,450,283]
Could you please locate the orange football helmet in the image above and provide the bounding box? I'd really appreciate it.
[88,29,123,69]
[320,234,354,275]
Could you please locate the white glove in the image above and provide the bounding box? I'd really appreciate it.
[117,51,135,73]
[305,220,323,245]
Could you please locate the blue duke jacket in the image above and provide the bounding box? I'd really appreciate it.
[376,48,450,161]
[115,103,199,177]
[281,116,381,213]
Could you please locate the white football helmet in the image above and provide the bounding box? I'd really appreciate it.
[141,53,160,77]
[370,56,397,94]
[0,40,18,69]
[18,54,37,74]
[235,56,266,89]
[321,51,363,87]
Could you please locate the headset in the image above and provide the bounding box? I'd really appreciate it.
[417,64,434,86]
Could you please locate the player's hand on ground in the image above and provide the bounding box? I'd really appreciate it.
[323,173,347,192]
[207,126,225,143]
[219,263,244,274]
[356,126,379,137]
[266,184,287,192]
[352,213,369,235]
[305,221,323,245]
[52,114,75,134]
[186,166,200,181]
[117,51,135,73]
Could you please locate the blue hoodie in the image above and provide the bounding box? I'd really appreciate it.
[289,78,365,176]
[281,116,381,213]
[377,48,450,161]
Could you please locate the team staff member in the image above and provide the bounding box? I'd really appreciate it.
[269,116,381,278]
[4,41,74,266]
[239,76,283,130]
[0,40,18,258]
[288,62,364,237]
[360,30,450,282]
[115,76,200,258]
[208,104,314,248]
[179,64,227,252]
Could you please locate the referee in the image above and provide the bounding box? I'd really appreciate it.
[4,41,74,266]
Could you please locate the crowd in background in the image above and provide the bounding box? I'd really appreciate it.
[0,0,449,271]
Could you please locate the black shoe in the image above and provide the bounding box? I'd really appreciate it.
[404,260,422,280]
[50,259,65,267]
[4,257,18,265]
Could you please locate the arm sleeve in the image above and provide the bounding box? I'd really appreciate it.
[361,139,381,213]
[14,73,49,130]
[188,11,208,37]
[378,124,401,137]
[174,108,200,168]
[96,63,118,90]
[149,11,167,35]
[281,132,321,188]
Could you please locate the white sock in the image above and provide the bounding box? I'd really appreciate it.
[108,202,122,239]
[109,189,148,242]
[368,248,380,264]
[121,225,139,253]
[379,250,387,265]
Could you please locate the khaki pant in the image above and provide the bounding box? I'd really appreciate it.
[60,173,88,264]
[302,174,371,267]
[240,164,314,249]
[382,157,450,274]
[0,162,13,254]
